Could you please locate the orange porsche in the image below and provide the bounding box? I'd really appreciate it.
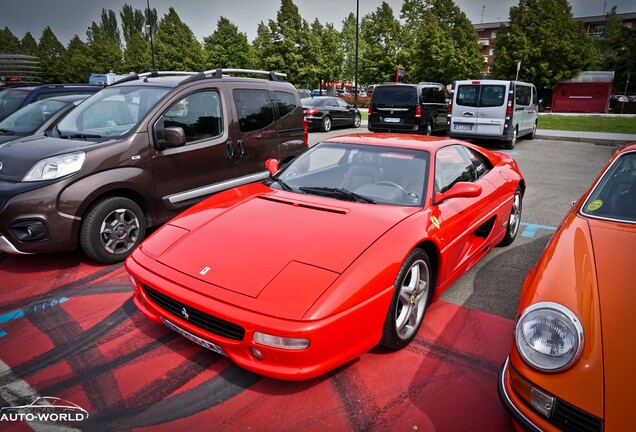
[499,142,636,431]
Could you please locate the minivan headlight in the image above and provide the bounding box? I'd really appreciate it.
[23,152,85,181]
[515,302,583,372]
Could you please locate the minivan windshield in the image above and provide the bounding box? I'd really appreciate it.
[0,88,30,118]
[371,86,418,106]
[56,86,170,139]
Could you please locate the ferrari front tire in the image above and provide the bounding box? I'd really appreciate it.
[380,248,433,350]
[499,186,523,246]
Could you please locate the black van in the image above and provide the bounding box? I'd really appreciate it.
[367,82,449,135]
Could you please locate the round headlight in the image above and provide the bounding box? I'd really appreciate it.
[515,302,583,372]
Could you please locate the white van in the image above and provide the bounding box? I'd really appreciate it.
[448,80,538,149]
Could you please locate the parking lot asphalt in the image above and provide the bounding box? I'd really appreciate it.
[0,131,624,431]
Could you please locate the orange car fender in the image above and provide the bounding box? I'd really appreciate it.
[510,212,604,419]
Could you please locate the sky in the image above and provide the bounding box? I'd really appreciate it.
[1,0,633,45]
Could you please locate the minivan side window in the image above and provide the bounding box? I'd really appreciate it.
[422,87,445,103]
[233,89,275,133]
[515,85,532,107]
[160,90,223,144]
[275,91,297,118]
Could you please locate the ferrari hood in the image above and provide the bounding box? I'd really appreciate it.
[154,193,417,299]
[588,219,636,428]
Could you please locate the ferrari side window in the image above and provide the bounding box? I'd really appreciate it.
[436,145,476,193]
[465,147,492,179]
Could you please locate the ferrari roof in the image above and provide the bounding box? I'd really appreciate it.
[323,133,457,151]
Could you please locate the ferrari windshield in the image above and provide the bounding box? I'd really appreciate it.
[56,86,170,140]
[582,151,636,223]
[272,142,429,206]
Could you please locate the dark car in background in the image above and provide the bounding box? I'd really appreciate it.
[0,94,88,145]
[0,84,103,122]
[302,96,361,132]
[368,82,449,136]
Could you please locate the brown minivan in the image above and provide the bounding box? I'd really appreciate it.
[0,69,307,263]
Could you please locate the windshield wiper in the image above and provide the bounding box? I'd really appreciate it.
[0,128,15,135]
[299,186,375,203]
[63,132,102,140]
[268,174,293,191]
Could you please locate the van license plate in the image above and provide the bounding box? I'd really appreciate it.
[162,317,228,357]
[453,124,473,130]
[383,117,400,123]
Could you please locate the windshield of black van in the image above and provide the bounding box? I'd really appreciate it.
[456,84,506,108]
[56,86,170,139]
[371,86,418,106]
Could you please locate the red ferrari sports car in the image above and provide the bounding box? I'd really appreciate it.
[125,133,525,380]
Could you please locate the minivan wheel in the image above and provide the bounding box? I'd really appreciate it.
[320,116,332,132]
[424,122,433,136]
[505,127,518,150]
[529,122,537,140]
[80,197,146,264]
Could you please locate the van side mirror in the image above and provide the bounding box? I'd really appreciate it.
[157,126,186,150]
[435,182,482,204]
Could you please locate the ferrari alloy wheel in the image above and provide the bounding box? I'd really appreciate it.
[499,186,523,246]
[381,248,433,350]
[80,196,146,264]
[320,116,332,132]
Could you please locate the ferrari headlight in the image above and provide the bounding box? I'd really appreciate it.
[515,302,583,372]
[23,152,85,181]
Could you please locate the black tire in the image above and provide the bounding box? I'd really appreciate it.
[80,197,146,264]
[320,115,332,132]
[380,248,433,350]
[504,127,518,150]
[353,113,361,128]
[499,186,523,246]
[423,122,433,136]
[528,122,537,140]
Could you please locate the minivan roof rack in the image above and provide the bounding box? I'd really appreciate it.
[179,68,288,86]
[418,82,444,86]
[113,71,198,85]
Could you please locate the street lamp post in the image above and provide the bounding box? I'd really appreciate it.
[146,0,156,71]
[354,0,359,108]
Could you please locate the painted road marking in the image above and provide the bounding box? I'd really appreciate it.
[0,297,69,337]
[520,222,557,238]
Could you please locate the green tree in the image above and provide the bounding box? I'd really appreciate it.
[359,2,405,84]
[120,4,146,45]
[598,7,636,94]
[85,21,123,73]
[491,0,600,87]
[203,17,256,69]
[20,32,39,56]
[402,0,483,84]
[38,26,66,83]
[123,32,152,73]
[60,36,94,82]
[340,13,359,83]
[253,21,282,71]
[154,7,205,71]
[100,9,122,49]
[0,27,22,53]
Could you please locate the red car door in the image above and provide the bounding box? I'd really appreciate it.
[432,144,500,283]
